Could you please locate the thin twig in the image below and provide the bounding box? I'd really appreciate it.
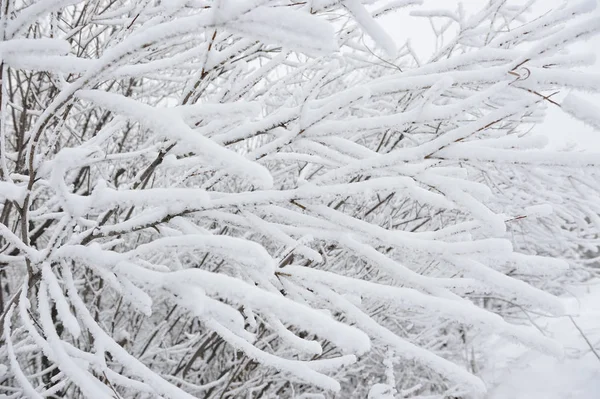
[568,315,600,363]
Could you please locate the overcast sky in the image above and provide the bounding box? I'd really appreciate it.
[379,0,600,151]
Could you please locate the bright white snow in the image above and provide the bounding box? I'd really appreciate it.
[484,279,600,399]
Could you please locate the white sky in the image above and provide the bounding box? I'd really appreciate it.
[379,0,600,151]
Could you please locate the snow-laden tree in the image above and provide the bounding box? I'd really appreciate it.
[1,0,600,398]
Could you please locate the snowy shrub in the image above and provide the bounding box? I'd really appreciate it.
[1,0,600,398]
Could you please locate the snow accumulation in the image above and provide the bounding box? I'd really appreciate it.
[483,279,600,399]
[2,0,600,398]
